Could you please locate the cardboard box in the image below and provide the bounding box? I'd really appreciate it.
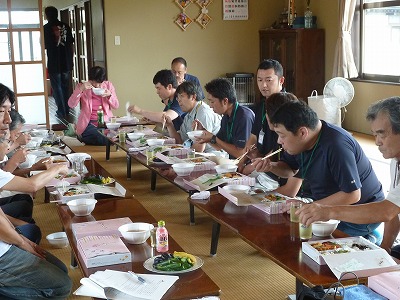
[56,182,126,204]
[184,172,255,191]
[183,157,216,171]
[368,271,400,300]
[77,235,131,268]
[219,188,288,214]
[72,217,132,240]
[302,237,400,279]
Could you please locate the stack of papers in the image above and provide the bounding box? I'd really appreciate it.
[74,269,179,299]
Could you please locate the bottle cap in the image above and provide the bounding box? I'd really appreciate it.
[99,105,102,109]
[158,220,165,227]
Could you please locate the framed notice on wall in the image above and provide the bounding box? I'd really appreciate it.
[223,0,248,20]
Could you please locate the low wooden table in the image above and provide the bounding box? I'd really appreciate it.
[188,193,362,298]
[57,197,220,300]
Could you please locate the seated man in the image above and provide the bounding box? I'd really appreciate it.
[128,69,184,131]
[239,59,285,175]
[196,78,255,159]
[164,81,221,152]
[171,57,205,99]
[0,82,72,298]
[252,100,385,241]
[297,96,400,258]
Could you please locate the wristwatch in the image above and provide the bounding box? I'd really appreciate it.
[210,135,217,144]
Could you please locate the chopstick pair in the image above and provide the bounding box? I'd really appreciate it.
[233,144,256,164]
[261,148,283,160]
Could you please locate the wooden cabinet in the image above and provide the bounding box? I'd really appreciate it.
[259,29,325,101]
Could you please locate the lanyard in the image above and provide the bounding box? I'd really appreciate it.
[394,161,400,188]
[261,101,266,125]
[300,130,322,195]
[193,101,202,120]
[227,102,239,143]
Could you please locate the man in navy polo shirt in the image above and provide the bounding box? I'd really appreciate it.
[128,69,184,131]
[171,57,205,100]
[252,100,386,241]
[196,78,254,159]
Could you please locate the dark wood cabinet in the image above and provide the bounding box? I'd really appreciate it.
[259,29,325,101]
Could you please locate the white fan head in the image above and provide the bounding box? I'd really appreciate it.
[323,77,355,108]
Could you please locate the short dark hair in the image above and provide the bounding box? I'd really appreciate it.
[266,92,298,118]
[171,57,187,67]
[0,83,15,106]
[176,81,201,101]
[204,78,237,104]
[270,99,319,133]
[88,66,106,83]
[153,69,178,89]
[257,59,284,78]
[44,6,58,22]
[366,96,400,134]
[10,109,25,131]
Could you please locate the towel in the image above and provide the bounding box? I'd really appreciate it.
[191,191,210,200]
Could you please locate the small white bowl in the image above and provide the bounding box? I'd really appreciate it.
[30,129,48,137]
[105,122,121,130]
[187,130,203,140]
[118,222,154,244]
[92,87,105,95]
[222,184,250,194]
[215,164,238,174]
[19,154,37,169]
[147,139,165,146]
[172,163,195,176]
[127,132,145,140]
[25,136,44,148]
[67,198,97,216]
[312,220,340,237]
[46,232,69,248]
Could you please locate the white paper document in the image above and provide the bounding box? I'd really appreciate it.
[74,269,179,299]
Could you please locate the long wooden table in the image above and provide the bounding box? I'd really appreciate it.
[188,193,362,298]
[57,197,220,299]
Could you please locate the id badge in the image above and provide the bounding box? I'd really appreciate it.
[258,129,264,145]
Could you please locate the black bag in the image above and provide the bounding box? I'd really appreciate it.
[298,285,326,300]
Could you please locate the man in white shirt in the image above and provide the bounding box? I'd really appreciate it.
[297,96,400,258]
[0,83,72,299]
[164,81,221,152]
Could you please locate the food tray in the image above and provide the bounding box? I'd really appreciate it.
[183,157,216,171]
[302,237,399,279]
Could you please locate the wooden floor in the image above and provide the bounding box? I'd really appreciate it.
[48,96,79,130]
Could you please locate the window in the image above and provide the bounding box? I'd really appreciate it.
[353,0,400,83]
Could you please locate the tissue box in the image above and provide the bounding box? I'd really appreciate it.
[77,235,131,268]
[72,217,132,240]
[368,271,400,299]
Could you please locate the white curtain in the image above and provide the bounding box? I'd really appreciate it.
[332,0,358,78]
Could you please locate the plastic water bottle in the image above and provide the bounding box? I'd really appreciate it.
[304,6,313,29]
[97,105,104,127]
[156,220,168,252]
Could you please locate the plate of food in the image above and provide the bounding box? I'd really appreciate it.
[61,186,91,197]
[143,251,203,274]
[262,193,288,202]
[80,175,115,185]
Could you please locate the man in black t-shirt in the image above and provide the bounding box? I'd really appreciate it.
[44,6,74,120]
[238,59,285,175]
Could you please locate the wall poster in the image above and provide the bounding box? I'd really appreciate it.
[223,0,248,20]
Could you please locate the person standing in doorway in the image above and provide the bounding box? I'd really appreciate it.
[44,6,74,120]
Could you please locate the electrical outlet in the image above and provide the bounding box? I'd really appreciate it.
[114,36,120,46]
